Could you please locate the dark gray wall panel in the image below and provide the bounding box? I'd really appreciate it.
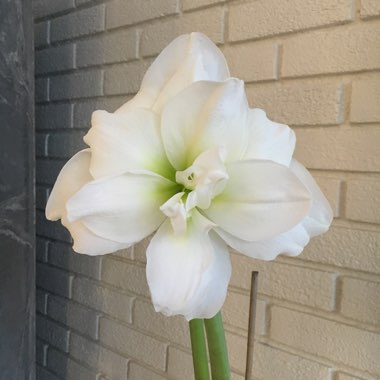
[0,0,35,379]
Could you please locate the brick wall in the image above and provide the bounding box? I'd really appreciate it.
[33,0,380,379]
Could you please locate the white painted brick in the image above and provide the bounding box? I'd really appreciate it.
[51,5,105,42]
[270,306,380,374]
[36,185,48,211]
[36,339,48,366]
[37,262,73,298]
[222,291,267,334]
[47,347,97,380]
[76,29,137,68]
[346,179,380,223]
[72,277,133,323]
[36,366,60,380]
[99,317,167,370]
[303,225,380,274]
[133,236,151,263]
[50,70,103,100]
[106,0,178,29]
[33,1,380,377]
[102,257,150,297]
[36,236,49,263]
[253,343,331,380]
[111,247,134,260]
[36,210,72,242]
[246,79,343,126]
[351,77,380,123]
[36,134,49,157]
[73,97,127,128]
[36,78,49,102]
[282,22,380,77]
[182,0,225,11]
[70,333,128,379]
[36,315,70,352]
[104,61,149,95]
[35,21,50,48]
[229,0,354,42]
[36,103,73,130]
[230,255,336,311]
[361,0,380,18]
[36,44,75,74]
[34,0,75,19]
[313,176,341,217]
[75,0,93,4]
[36,289,48,314]
[225,331,247,372]
[133,299,190,348]
[340,277,380,325]
[294,127,380,172]
[167,347,194,379]
[338,373,367,380]
[36,159,65,185]
[49,241,101,279]
[222,41,278,82]
[141,7,224,57]
[128,362,165,380]
[48,295,99,339]
[47,131,86,158]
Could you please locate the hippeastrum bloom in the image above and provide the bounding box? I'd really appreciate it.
[46,33,332,321]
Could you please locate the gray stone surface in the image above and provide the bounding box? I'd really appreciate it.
[0,0,35,378]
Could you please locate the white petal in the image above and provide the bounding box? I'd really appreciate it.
[205,160,311,241]
[215,160,333,260]
[176,147,228,210]
[160,192,187,235]
[244,108,296,166]
[85,109,173,179]
[66,171,179,244]
[289,159,333,237]
[116,33,229,114]
[162,79,249,170]
[147,210,231,320]
[61,215,130,256]
[216,224,310,261]
[46,149,92,221]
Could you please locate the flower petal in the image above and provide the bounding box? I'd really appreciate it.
[160,192,187,235]
[84,109,173,179]
[204,160,312,241]
[243,108,296,166]
[216,224,310,261]
[66,171,179,244]
[116,33,229,114]
[176,147,228,210]
[61,216,130,256]
[162,79,249,170]
[46,149,92,221]
[289,159,333,237]
[215,160,333,260]
[146,210,231,320]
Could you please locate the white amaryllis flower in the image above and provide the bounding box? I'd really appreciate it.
[46,33,332,321]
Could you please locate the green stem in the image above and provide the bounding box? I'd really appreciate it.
[204,312,230,380]
[189,319,210,380]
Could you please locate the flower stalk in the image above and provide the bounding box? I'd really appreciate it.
[204,312,230,380]
[189,319,210,380]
